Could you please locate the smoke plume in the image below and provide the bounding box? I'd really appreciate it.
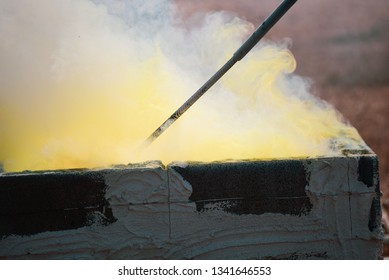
[0,0,364,172]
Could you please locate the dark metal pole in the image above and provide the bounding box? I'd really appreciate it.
[144,0,298,146]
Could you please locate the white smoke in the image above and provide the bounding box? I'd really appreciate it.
[0,0,364,172]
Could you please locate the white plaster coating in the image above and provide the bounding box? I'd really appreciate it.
[167,167,193,203]
[0,163,170,259]
[167,202,331,259]
[304,157,350,195]
[0,212,169,260]
[303,158,354,255]
[347,155,379,193]
[105,168,167,205]
[350,193,381,239]
[170,161,188,169]
[100,162,170,258]
[304,155,382,259]
[0,155,383,259]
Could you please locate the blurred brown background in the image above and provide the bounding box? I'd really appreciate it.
[176,0,389,205]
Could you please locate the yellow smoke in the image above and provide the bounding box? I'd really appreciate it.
[0,0,363,172]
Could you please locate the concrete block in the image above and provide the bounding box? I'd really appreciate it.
[0,154,383,259]
[167,156,382,259]
[0,161,170,259]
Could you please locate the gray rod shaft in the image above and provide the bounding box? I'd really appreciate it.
[144,0,297,146]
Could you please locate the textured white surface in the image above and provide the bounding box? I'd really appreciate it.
[0,156,383,259]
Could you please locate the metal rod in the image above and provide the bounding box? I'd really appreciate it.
[144,0,298,146]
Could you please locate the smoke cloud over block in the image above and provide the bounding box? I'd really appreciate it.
[0,0,365,172]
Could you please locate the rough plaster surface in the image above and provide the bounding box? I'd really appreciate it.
[0,156,383,259]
